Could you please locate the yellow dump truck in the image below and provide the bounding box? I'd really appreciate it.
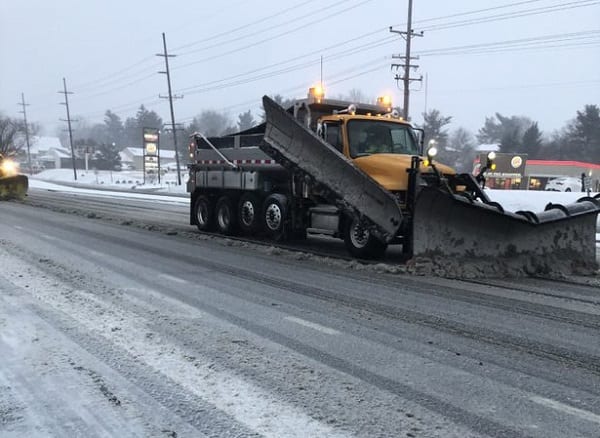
[187,89,600,274]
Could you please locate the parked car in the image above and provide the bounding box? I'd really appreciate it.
[545,176,582,192]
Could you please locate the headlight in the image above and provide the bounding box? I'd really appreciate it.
[486,151,497,171]
[0,159,18,176]
[427,146,438,159]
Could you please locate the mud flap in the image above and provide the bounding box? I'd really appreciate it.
[0,175,28,199]
[412,187,600,275]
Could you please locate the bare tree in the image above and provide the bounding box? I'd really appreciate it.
[0,115,25,156]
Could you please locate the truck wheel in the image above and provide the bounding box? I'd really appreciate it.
[194,195,214,232]
[215,196,237,235]
[263,194,288,241]
[343,216,387,259]
[238,193,261,234]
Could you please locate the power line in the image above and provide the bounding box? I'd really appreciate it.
[173,0,373,71]
[61,0,373,105]
[174,0,322,53]
[50,0,594,104]
[419,0,600,31]
[415,30,600,56]
[176,36,397,96]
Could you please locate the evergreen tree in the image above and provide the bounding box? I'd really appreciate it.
[94,141,122,170]
[237,110,255,132]
[477,113,532,145]
[566,104,600,162]
[521,122,543,158]
[421,109,452,151]
[104,110,124,147]
[123,105,163,147]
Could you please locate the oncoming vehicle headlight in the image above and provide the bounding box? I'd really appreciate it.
[0,158,19,176]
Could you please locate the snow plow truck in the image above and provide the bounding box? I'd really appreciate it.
[0,154,28,200]
[187,89,600,274]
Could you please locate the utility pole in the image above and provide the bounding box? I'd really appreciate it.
[390,0,423,121]
[18,93,32,174]
[59,78,77,181]
[157,32,184,185]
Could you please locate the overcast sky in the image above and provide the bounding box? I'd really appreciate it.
[1,0,599,139]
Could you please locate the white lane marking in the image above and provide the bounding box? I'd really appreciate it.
[158,273,188,284]
[40,234,57,241]
[284,316,340,336]
[13,225,23,230]
[530,396,600,425]
[87,250,105,258]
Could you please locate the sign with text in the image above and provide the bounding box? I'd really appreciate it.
[474,152,528,178]
[142,127,160,183]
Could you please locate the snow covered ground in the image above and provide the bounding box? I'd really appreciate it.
[31,168,188,196]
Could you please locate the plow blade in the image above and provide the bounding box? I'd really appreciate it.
[412,187,600,275]
[0,175,28,200]
[261,95,402,240]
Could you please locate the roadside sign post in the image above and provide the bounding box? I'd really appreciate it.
[142,128,160,185]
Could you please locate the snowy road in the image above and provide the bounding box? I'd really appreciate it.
[1,197,600,437]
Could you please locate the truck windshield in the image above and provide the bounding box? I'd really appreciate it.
[347,120,419,158]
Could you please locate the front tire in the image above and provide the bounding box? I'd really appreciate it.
[343,215,387,259]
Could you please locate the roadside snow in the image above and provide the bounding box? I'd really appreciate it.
[29,179,187,204]
[486,188,598,213]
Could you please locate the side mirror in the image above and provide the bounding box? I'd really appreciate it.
[316,122,327,140]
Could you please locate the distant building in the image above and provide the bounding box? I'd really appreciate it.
[15,136,73,171]
[119,147,177,171]
[38,147,73,170]
[473,152,599,191]
[526,160,599,191]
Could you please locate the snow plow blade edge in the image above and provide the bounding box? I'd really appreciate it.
[0,175,28,200]
[412,187,600,275]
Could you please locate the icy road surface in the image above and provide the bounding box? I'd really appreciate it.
[1,200,600,437]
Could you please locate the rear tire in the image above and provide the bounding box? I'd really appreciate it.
[194,195,214,232]
[238,193,262,234]
[343,215,387,259]
[215,195,237,235]
[263,194,288,241]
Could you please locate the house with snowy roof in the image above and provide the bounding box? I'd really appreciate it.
[119,147,177,170]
